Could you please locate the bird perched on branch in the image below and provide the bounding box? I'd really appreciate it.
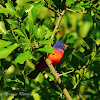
[27,41,67,79]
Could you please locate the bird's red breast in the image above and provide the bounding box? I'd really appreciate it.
[48,48,64,65]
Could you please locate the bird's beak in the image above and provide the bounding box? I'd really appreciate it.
[64,44,69,49]
[62,43,69,49]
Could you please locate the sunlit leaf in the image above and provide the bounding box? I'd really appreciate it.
[32,2,42,9]
[0,21,7,35]
[0,0,17,16]
[28,7,39,36]
[37,45,54,54]
[2,34,15,41]
[37,27,45,38]
[45,31,54,39]
[66,0,75,5]
[7,19,19,28]
[6,0,16,12]
[14,29,25,37]
[75,3,83,7]
[0,43,19,59]
[38,39,53,44]
[21,23,25,33]
[33,25,38,38]
[45,29,59,39]
[15,50,33,64]
[0,40,12,48]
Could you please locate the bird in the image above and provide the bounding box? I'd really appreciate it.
[27,41,67,79]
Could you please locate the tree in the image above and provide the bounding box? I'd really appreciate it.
[0,0,100,100]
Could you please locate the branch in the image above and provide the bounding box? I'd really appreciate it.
[59,70,75,77]
[51,9,66,39]
[46,5,61,15]
[59,57,95,77]
[45,58,72,100]
[47,8,72,99]
[42,71,60,92]
[48,7,83,39]
[66,8,83,14]
[58,66,86,77]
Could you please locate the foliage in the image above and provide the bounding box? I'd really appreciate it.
[0,0,100,100]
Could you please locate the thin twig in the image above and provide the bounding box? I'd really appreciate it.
[47,5,61,15]
[59,66,86,77]
[59,70,75,77]
[66,8,83,14]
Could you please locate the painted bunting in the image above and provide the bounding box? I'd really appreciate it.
[27,41,67,79]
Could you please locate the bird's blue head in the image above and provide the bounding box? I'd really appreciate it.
[53,41,66,50]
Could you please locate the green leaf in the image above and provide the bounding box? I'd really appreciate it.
[66,0,75,5]
[0,43,19,59]
[0,40,12,49]
[83,37,96,50]
[33,25,38,33]
[89,61,100,74]
[15,50,32,64]
[3,87,12,91]
[45,31,54,39]
[16,75,25,83]
[36,26,46,38]
[75,1,92,8]
[6,0,15,11]
[45,29,59,39]
[55,91,61,95]
[37,45,54,54]
[0,8,10,14]
[0,76,4,90]
[0,8,16,15]
[38,39,53,44]
[52,0,61,9]
[28,7,39,36]
[0,21,7,35]
[32,2,42,9]
[83,54,91,63]
[21,23,25,33]
[95,50,100,61]
[33,25,38,37]
[75,3,83,7]
[7,19,19,28]
[2,34,15,41]
[18,37,28,44]
[72,51,85,63]
[0,0,17,16]
[14,29,25,37]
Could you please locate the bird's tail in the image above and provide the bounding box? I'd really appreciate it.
[27,57,47,79]
[27,68,40,79]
